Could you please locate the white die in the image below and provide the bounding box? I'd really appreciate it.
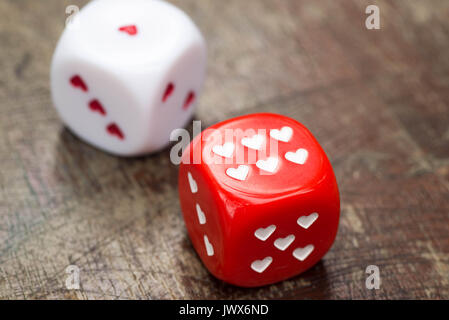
[51,0,207,156]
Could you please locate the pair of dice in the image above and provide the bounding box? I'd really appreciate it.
[51,0,340,287]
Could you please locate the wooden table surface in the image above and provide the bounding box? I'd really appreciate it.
[0,0,448,300]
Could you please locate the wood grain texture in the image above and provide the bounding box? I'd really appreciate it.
[0,0,448,299]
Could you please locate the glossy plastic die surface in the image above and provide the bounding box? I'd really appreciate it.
[179,113,340,287]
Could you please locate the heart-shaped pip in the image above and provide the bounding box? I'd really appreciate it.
[187,172,198,193]
[241,134,264,150]
[251,256,273,273]
[297,212,319,229]
[274,235,295,251]
[204,235,214,256]
[196,204,206,225]
[293,245,314,261]
[254,225,276,241]
[226,165,249,181]
[118,25,138,36]
[270,126,293,142]
[256,157,279,173]
[285,148,308,165]
[212,142,234,158]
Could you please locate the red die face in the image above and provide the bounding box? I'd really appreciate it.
[178,113,340,287]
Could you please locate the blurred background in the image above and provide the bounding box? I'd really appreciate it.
[0,0,448,299]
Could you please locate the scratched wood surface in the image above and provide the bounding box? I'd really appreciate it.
[0,0,448,299]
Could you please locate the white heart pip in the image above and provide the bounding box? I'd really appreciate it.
[254,225,276,241]
[241,134,264,150]
[270,126,293,142]
[285,148,308,165]
[212,142,235,158]
[256,157,279,173]
[226,165,249,181]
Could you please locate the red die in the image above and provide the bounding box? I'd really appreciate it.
[178,113,340,287]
